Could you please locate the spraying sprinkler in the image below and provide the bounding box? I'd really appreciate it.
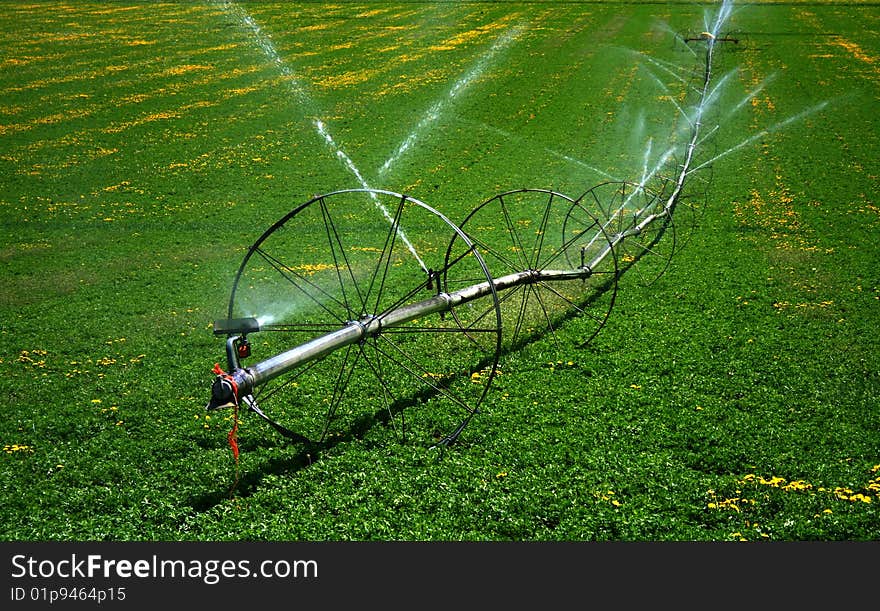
[205,2,740,450]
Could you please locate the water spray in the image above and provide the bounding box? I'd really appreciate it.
[205,1,741,449]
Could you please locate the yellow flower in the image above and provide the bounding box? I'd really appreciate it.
[833,487,854,500]
[4,444,34,454]
[758,475,786,487]
[782,480,812,492]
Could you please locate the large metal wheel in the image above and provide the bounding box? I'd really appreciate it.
[449,188,619,353]
[225,189,502,447]
[573,180,676,288]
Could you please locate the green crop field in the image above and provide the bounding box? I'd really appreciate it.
[1,0,878,541]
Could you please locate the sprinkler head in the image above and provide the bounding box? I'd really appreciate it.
[213,317,261,336]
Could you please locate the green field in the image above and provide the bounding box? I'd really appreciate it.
[2,1,878,541]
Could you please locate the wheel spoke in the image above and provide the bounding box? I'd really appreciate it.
[359,338,405,440]
[319,344,362,442]
[366,194,406,317]
[225,189,500,446]
[374,335,477,416]
[455,189,618,353]
[254,247,348,324]
[319,196,365,318]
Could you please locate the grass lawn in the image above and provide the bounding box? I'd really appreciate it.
[1,1,878,541]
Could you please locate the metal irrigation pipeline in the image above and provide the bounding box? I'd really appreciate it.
[204,2,737,451]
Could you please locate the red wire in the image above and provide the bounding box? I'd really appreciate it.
[213,363,241,497]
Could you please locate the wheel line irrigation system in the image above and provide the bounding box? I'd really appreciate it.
[202,1,786,453]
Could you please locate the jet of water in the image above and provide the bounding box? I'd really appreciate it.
[216,1,429,272]
[460,116,622,182]
[725,73,777,118]
[631,50,702,94]
[377,25,525,179]
[688,100,831,174]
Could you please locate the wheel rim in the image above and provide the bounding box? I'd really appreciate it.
[226,189,502,446]
[451,188,619,353]
[577,180,676,287]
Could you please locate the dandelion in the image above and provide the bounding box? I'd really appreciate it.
[758,475,786,487]
[596,490,616,502]
[782,480,812,492]
[4,444,34,454]
[833,486,854,498]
